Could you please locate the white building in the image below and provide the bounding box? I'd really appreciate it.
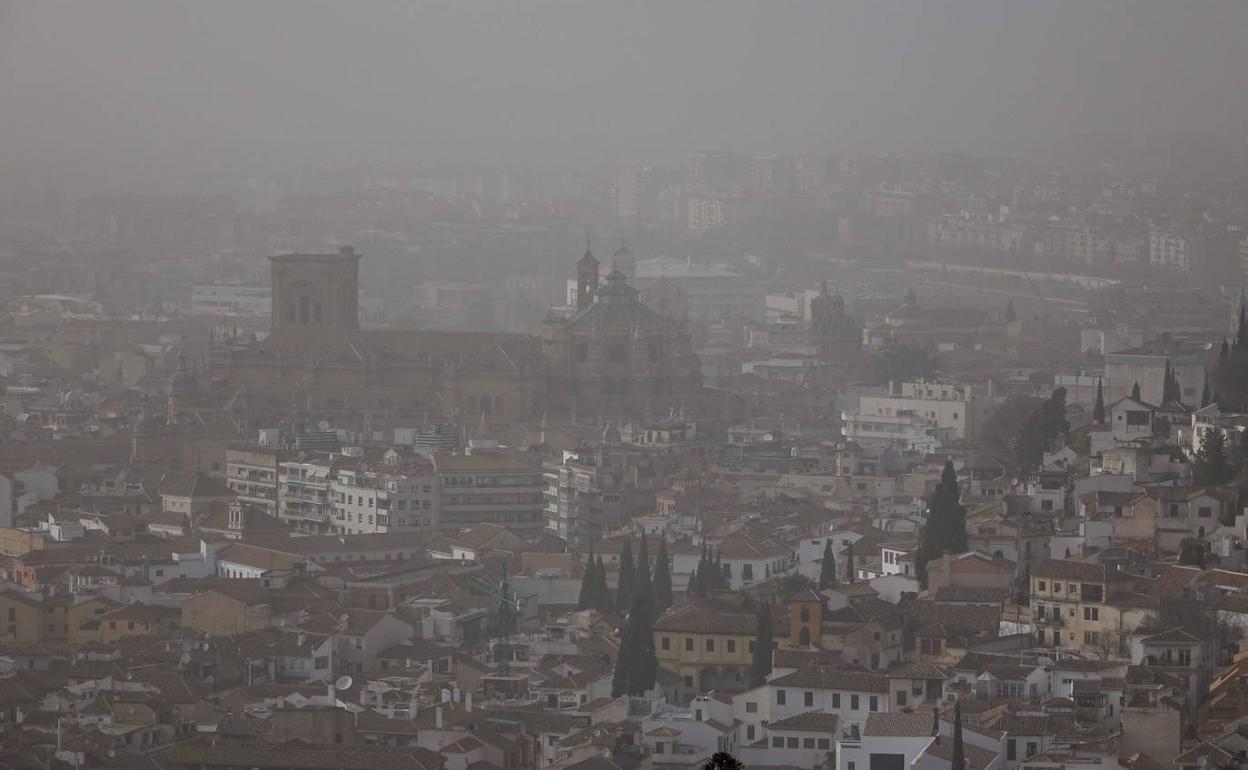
[331,455,439,535]
[190,284,272,316]
[854,380,981,441]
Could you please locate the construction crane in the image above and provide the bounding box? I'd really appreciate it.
[471,566,521,673]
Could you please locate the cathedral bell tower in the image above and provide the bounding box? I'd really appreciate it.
[576,242,599,310]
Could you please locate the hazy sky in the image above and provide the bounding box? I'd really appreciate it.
[2,0,1246,193]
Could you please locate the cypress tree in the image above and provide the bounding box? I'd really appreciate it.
[577,544,595,610]
[818,539,838,590]
[691,541,708,598]
[1193,429,1233,486]
[713,547,727,589]
[748,601,773,687]
[636,534,652,618]
[846,541,855,585]
[594,555,611,612]
[617,538,635,611]
[1162,359,1181,403]
[1092,379,1105,424]
[1131,381,1141,401]
[653,538,673,615]
[611,590,657,697]
[917,460,968,589]
[951,701,965,770]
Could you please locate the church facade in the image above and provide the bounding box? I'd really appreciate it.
[215,245,705,423]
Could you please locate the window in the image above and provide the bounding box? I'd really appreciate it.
[869,696,879,712]
[1083,607,1099,621]
[787,737,799,749]
[684,676,694,687]
[804,691,814,707]
[662,637,671,650]
[748,641,755,653]
[654,742,664,755]
[896,690,907,707]
[1027,742,1038,757]
[1199,506,1212,518]
[818,738,830,750]
[776,689,786,705]
[706,638,714,652]
[832,693,841,708]
[315,656,329,669]
[685,638,693,652]
[727,640,736,653]
[747,726,756,741]
[746,702,758,713]
[772,737,784,748]
[803,738,816,749]
[1084,632,1099,645]
[1053,583,1062,593]
[850,694,859,710]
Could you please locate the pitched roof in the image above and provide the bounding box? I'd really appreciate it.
[769,666,888,693]
[768,711,840,732]
[863,711,935,737]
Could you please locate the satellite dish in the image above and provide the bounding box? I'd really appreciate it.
[319,421,331,432]
[335,675,353,691]
[180,652,192,665]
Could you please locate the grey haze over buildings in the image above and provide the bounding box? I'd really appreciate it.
[2,0,1247,194]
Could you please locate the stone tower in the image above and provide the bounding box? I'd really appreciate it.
[576,244,599,310]
[810,280,862,362]
[270,245,361,351]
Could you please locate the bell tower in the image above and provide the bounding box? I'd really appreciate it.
[576,241,599,310]
[270,245,361,351]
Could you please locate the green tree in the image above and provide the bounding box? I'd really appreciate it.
[818,539,838,589]
[1163,359,1181,403]
[653,537,673,615]
[1131,381,1141,401]
[577,544,596,610]
[595,555,612,612]
[1015,387,1069,469]
[1193,429,1234,487]
[748,601,773,687]
[617,538,635,611]
[952,700,966,770]
[780,573,816,602]
[610,590,657,697]
[636,534,653,618]
[917,460,968,588]
[846,541,855,585]
[702,753,744,770]
[1179,540,1207,569]
[1092,379,1105,424]
[873,343,940,386]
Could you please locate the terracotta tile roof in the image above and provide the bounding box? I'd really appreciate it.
[768,711,840,732]
[769,666,888,693]
[863,711,934,737]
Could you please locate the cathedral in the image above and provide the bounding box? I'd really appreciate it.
[540,245,703,412]
[215,245,705,423]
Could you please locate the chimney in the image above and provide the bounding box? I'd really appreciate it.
[441,688,451,703]
[435,706,444,729]
[465,691,472,712]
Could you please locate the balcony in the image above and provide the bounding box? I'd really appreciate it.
[1033,609,1064,627]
